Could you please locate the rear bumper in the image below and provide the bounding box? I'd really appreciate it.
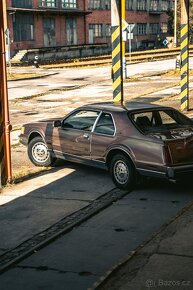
[138,164,193,180]
[167,164,193,179]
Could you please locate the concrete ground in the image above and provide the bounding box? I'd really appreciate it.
[1,59,193,289]
[97,200,193,290]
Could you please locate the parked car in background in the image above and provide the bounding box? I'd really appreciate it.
[19,102,193,190]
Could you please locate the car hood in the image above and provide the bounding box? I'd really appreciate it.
[38,117,62,123]
[23,117,62,127]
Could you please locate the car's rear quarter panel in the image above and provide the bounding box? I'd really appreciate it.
[114,112,166,173]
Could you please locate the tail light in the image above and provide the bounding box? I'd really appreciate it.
[163,145,172,164]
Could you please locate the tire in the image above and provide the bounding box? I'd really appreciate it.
[28,136,56,167]
[109,154,136,190]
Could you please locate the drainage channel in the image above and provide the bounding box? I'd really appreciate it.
[0,187,128,274]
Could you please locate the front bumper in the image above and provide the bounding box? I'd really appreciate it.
[19,134,28,146]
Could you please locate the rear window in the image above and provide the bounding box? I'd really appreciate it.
[130,109,193,134]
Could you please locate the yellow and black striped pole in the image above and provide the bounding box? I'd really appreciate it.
[111,0,123,104]
[180,0,189,111]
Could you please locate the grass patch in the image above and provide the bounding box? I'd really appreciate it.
[7,73,43,81]
[160,69,193,77]
[11,166,51,184]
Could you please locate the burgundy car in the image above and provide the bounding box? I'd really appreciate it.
[19,102,193,190]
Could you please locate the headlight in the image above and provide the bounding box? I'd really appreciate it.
[21,127,25,134]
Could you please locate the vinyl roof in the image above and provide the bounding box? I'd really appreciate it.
[82,101,168,112]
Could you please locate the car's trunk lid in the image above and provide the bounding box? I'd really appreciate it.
[148,126,193,164]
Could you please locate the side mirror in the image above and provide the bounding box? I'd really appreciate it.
[53,120,62,128]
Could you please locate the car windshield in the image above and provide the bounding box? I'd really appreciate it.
[130,109,193,134]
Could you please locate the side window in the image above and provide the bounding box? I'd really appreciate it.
[62,110,99,131]
[159,111,176,125]
[94,113,115,136]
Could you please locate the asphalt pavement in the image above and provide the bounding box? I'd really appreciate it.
[1,177,193,290]
[1,60,193,289]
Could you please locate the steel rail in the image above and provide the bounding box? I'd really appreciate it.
[39,46,193,69]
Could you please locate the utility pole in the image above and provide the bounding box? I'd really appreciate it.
[0,0,12,185]
[111,0,124,104]
[180,0,189,111]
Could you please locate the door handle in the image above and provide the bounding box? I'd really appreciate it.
[83,133,89,139]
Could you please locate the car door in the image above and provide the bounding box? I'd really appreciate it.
[91,112,116,162]
[52,110,100,159]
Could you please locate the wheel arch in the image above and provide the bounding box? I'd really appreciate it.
[106,148,135,169]
[28,131,45,144]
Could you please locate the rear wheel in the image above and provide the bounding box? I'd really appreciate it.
[109,154,135,190]
[28,137,56,167]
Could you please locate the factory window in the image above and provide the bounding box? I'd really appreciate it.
[66,18,77,45]
[161,0,168,11]
[13,13,34,41]
[149,23,159,34]
[62,0,77,8]
[137,0,146,11]
[137,23,147,35]
[150,0,159,11]
[88,0,110,9]
[161,23,168,33]
[89,24,103,37]
[39,0,57,7]
[126,0,134,10]
[12,0,32,8]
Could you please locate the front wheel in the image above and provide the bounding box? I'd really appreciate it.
[28,137,56,167]
[109,154,135,190]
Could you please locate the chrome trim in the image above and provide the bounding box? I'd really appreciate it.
[137,168,166,176]
[92,111,116,137]
[62,109,101,132]
[91,111,103,132]
[53,150,105,164]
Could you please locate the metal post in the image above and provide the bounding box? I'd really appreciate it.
[121,0,126,79]
[111,0,124,104]
[174,0,177,47]
[0,0,12,185]
[180,0,189,111]
[129,25,132,63]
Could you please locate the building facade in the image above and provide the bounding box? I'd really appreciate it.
[87,0,173,50]
[6,0,173,54]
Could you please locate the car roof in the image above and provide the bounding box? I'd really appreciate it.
[80,101,170,112]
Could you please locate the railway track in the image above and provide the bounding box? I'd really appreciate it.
[40,46,193,69]
[0,187,128,274]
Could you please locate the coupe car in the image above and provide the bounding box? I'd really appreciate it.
[19,102,193,190]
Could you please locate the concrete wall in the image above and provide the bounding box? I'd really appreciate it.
[23,44,111,63]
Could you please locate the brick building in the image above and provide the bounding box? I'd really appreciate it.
[6,0,173,54]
